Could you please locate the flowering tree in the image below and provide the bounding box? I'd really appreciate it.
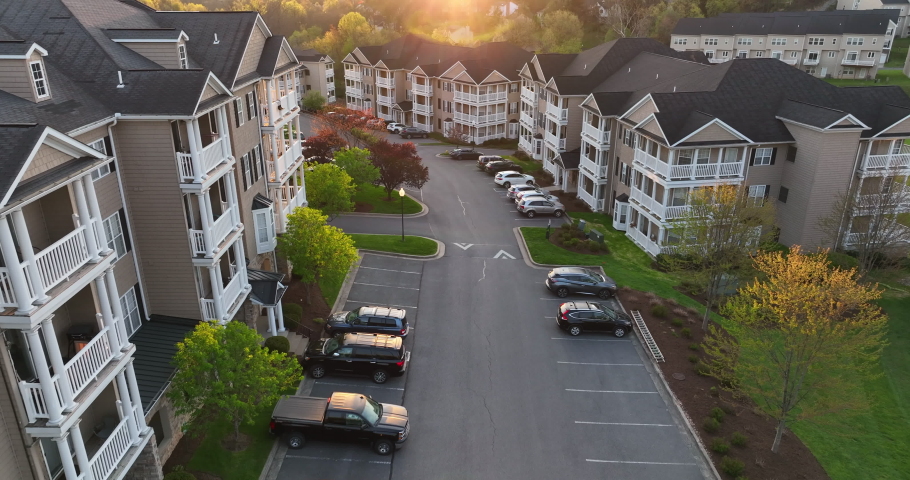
[369,139,429,199]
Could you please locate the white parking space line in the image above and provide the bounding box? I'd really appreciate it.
[346,299,418,309]
[285,455,392,465]
[550,337,628,342]
[353,282,420,291]
[358,266,422,275]
[544,316,557,319]
[314,381,405,391]
[558,361,643,366]
[586,459,697,466]
[575,421,674,427]
[567,389,658,394]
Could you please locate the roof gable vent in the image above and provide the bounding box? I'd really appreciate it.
[214,33,220,45]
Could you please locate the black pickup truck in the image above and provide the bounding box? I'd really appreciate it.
[269,392,410,455]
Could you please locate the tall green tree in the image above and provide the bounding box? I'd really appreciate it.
[278,208,359,303]
[334,147,379,189]
[540,10,583,53]
[304,162,355,220]
[168,321,302,445]
[492,15,540,50]
[713,246,888,453]
[301,89,326,112]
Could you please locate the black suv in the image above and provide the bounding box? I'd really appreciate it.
[303,333,410,384]
[484,160,523,174]
[399,127,428,139]
[325,306,409,337]
[450,148,483,160]
[546,267,618,299]
[557,301,632,337]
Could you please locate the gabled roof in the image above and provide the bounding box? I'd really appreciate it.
[556,149,581,170]
[776,99,851,129]
[104,28,188,42]
[256,36,298,79]
[130,315,198,411]
[294,48,331,63]
[0,125,47,206]
[673,9,899,36]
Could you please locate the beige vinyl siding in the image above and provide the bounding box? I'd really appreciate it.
[743,144,789,187]
[625,99,658,124]
[93,171,123,218]
[120,42,180,69]
[237,25,268,79]
[21,144,73,181]
[112,251,140,298]
[0,59,35,100]
[879,116,910,135]
[0,353,35,480]
[40,186,75,249]
[200,85,220,102]
[441,64,466,79]
[684,123,741,143]
[639,119,664,139]
[275,48,295,69]
[114,121,200,319]
[228,84,268,259]
[482,71,508,83]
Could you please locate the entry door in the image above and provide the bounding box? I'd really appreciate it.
[612,201,629,231]
[508,122,518,138]
[820,67,828,78]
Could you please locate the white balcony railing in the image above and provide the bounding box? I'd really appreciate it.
[520,111,535,129]
[326,69,334,78]
[521,87,536,104]
[582,123,610,145]
[414,122,432,132]
[454,91,508,104]
[378,95,393,105]
[597,199,605,211]
[413,103,433,116]
[412,83,433,96]
[346,87,362,97]
[19,377,62,423]
[176,137,227,182]
[781,58,798,65]
[65,326,113,399]
[546,103,568,123]
[633,149,744,180]
[627,224,662,256]
[89,413,133,480]
[201,299,217,320]
[579,157,608,179]
[545,131,566,151]
[459,112,507,125]
[0,267,15,308]
[842,58,876,66]
[519,136,533,153]
[708,57,730,64]
[376,77,395,88]
[454,112,475,124]
[803,58,820,65]
[222,272,245,313]
[344,69,361,81]
[630,186,664,218]
[577,188,596,209]
[281,186,306,218]
[378,112,394,121]
[268,138,303,182]
[862,151,910,171]
[35,226,91,291]
[189,207,238,256]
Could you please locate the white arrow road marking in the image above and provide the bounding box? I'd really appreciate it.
[493,250,516,259]
[453,243,474,250]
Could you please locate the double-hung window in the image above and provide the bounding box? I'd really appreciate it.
[736,37,752,46]
[120,288,143,338]
[704,38,718,46]
[673,37,687,45]
[771,38,786,46]
[808,37,823,46]
[103,211,128,260]
[178,44,188,69]
[246,91,257,120]
[234,98,245,127]
[242,153,253,190]
[30,61,49,98]
[747,185,768,206]
[753,147,774,165]
[846,37,863,46]
[88,138,114,181]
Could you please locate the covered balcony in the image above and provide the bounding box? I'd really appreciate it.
[579,157,608,179]
[626,210,663,256]
[183,178,242,259]
[265,120,305,185]
[412,82,433,96]
[378,94,394,105]
[260,72,299,128]
[582,113,610,146]
[413,101,433,116]
[376,75,395,88]
[198,240,251,322]
[344,66,361,81]
[521,86,536,104]
[520,110,535,129]
[841,57,875,67]
[454,87,508,105]
[860,140,910,175]
[633,144,745,182]
[174,108,233,185]
[545,130,566,151]
[546,101,568,123]
[274,172,307,234]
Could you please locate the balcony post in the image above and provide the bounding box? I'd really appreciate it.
[233,240,249,288]
[216,106,233,160]
[70,421,96,480]
[276,185,287,233]
[0,216,32,313]
[82,176,112,256]
[53,430,80,480]
[266,306,277,337]
[94,275,124,357]
[10,210,49,304]
[276,303,286,332]
[115,372,140,445]
[195,193,215,257]
[224,173,242,228]
[208,266,225,321]
[41,316,76,411]
[25,326,64,425]
[125,360,149,433]
[266,79,277,124]
[73,180,101,263]
[187,119,204,182]
[105,268,129,350]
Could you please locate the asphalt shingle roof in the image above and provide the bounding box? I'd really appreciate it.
[103,28,184,40]
[293,48,326,62]
[0,125,45,203]
[130,315,198,411]
[673,10,899,36]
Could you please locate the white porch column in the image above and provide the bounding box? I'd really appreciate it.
[73,180,101,263]
[186,120,204,183]
[94,275,123,357]
[0,216,33,313]
[276,186,287,233]
[208,266,225,321]
[196,193,215,258]
[276,302,286,332]
[53,431,79,480]
[125,360,149,433]
[41,316,76,411]
[266,307,277,337]
[105,268,129,350]
[25,326,64,425]
[115,372,140,445]
[10,210,48,304]
[224,173,242,228]
[216,107,233,160]
[233,240,249,288]
[70,420,95,480]
[82,176,112,256]
[266,79,277,124]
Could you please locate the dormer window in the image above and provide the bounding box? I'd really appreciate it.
[30,61,49,98]
[178,44,188,69]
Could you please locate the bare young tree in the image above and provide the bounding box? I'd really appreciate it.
[444,123,474,148]
[818,169,910,274]
[599,0,659,39]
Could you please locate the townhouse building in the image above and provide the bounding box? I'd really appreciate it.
[343,35,532,144]
[516,40,910,256]
[293,49,336,104]
[838,0,910,37]
[0,1,307,479]
[670,10,898,79]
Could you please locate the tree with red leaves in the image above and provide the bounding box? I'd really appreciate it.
[369,139,429,199]
[311,106,381,148]
[302,130,346,163]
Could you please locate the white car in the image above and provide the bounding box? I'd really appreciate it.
[494,171,535,188]
[515,191,558,205]
[386,123,406,133]
[506,184,540,200]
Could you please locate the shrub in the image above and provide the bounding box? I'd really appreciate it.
[672,306,689,318]
[702,417,720,434]
[688,343,700,351]
[680,327,692,338]
[688,354,699,363]
[651,304,668,318]
[679,279,706,295]
[312,317,326,325]
[671,318,684,327]
[513,150,530,161]
[165,466,196,480]
[731,432,748,447]
[711,438,730,454]
[565,238,580,248]
[283,303,303,329]
[720,456,745,477]
[709,386,719,397]
[695,361,711,376]
[263,335,290,354]
[710,407,726,423]
[827,251,859,270]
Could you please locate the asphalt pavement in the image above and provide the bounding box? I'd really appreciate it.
[277,124,710,480]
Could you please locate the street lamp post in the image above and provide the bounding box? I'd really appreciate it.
[398,187,406,242]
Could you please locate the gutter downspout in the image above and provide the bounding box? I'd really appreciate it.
[109,113,151,321]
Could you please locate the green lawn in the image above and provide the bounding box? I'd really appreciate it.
[825,70,910,96]
[886,37,910,68]
[349,234,438,256]
[503,155,542,174]
[352,184,422,214]
[318,271,345,306]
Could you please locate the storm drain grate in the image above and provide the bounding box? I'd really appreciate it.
[631,310,664,363]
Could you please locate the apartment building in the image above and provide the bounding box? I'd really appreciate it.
[516,40,910,256]
[670,10,898,79]
[343,35,532,144]
[0,1,307,479]
[293,49,336,104]
[838,0,910,37]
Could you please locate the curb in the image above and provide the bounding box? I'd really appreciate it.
[259,439,284,480]
[356,236,445,260]
[331,255,362,313]
[512,226,606,272]
[340,192,429,218]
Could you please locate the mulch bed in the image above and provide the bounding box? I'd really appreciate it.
[282,274,332,336]
[162,433,213,479]
[354,202,374,212]
[617,288,830,480]
[548,190,592,212]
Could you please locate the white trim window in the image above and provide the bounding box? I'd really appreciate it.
[790,51,799,58]
[771,51,783,60]
[253,207,277,254]
[704,38,718,46]
[721,51,730,58]
[178,44,188,69]
[234,97,245,127]
[808,37,824,45]
[29,61,49,98]
[246,91,257,119]
[867,51,877,58]
[120,288,142,338]
[103,212,127,259]
[828,51,837,58]
[771,38,786,46]
[747,185,768,207]
[737,50,748,58]
[846,37,864,46]
[736,37,753,46]
[88,138,112,181]
[754,51,763,58]
[705,50,715,59]
[242,153,253,190]
[753,147,773,166]
[673,37,688,45]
